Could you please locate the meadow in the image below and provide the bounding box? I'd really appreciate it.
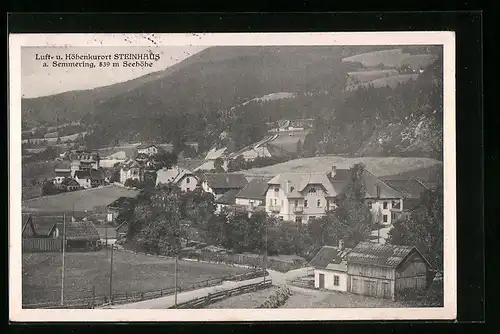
[22,250,249,306]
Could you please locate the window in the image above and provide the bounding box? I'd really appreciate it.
[333,275,340,286]
[274,199,277,206]
[383,214,388,223]
[274,187,279,192]
[309,216,316,221]
[391,212,397,220]
[279,216,284,221]
[290,186,295,192]
[367,201,372,209]
[308,187,316,193]
[383,201,388,209]
[317,199,321,207]
[186,188,190,192]
[304,200,308,207]
[186,177,190,184]
[295,216,303,224]
[294,200,299,207]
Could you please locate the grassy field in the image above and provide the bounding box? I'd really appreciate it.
[242,156,442,179]
[22,250,249,305]
[346,74,420,92]
[22,161,59,182]
[22,185,139,213]
[347,70,400,83]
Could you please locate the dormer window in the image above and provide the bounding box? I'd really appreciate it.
[274,187,279,192]
[308,187,316,193]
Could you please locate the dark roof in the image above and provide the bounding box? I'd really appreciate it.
[402,198,422,211]
[23,215,64,236]
[204,173,248,189]
[107,196,136,209]
[329,168,353,182]
[56,221,100,241]
[236,178,271,200]
[361,170,402,199]
[382,179,427,199]
[74,170,90,178]
[61,178,80,187]
[308,245,351,269]
[347,241,430,268]
[215,189,240,205]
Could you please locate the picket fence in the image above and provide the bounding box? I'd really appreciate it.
[23,238,62,252]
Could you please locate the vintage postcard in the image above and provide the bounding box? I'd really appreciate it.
[9,32,456,322]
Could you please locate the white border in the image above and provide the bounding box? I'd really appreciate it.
[9,32,456,322]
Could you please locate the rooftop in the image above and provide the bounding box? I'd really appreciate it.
[236,178,271,200]
[215,189,240,205]
[204,173,248,189]
[267,172,341,198]
[308,245,351,270]
[55,221,100,241]
[346,241,428,268]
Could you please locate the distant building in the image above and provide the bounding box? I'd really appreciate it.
[235,178,270,210]
[215,189,240,213]
[201,173,248,200]
[310,241,351,292]
[346,242,431,301]
[74,169,105,189]
[55,221,100,251]
[53,161,72,183]
[137,144,158,156]
[61,177,82,192]
[156,166,197,192]
[119,159,144,184]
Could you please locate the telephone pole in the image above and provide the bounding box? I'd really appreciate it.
[263,222,268,282]
[61,213,66,306]
[174,254,178,307]
[109,244,114,304]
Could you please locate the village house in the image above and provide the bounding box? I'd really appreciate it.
[201,173,248,200]
[74,169,105,189]
[119,159,144,184]
[136,144,159,156]
[265,165,409,225]
[310,241,352,292]
[53,161,72,184]
[234,178,271,211]
[61,177,82,192]
[265,171,341,224]
[156,166,197,192]
[106,196,136,224]
[214,189,240,213]
[380,178,430,221]
[22,215,63,239]
[346,242,431,301]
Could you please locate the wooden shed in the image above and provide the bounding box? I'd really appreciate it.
[346,242,431,301]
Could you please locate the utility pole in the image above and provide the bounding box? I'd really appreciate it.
[61,213,66,306]
[263,222,268,282]
[174,254,178,307]
[109,244,114,304]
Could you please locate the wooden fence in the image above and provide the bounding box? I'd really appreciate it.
[22,238,62,252]
[194,252,305,273]
[171,280,273,309]
[22,270,266,309]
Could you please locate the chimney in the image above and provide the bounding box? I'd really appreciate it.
[331,166,337,177]
[338,239,344,251]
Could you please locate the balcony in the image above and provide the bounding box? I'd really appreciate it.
[268,205,281,213]
[293,206,304,213]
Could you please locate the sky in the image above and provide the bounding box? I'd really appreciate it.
[21,46,208,98]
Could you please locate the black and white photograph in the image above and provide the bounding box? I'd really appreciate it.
[9,32,456,321]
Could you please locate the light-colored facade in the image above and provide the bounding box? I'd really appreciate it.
[156,166,197,192]
[265,172,339,224]
[314,267,349,292]
[367,198,404,225]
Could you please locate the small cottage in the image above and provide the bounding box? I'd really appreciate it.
[56,221,101,251]
[309,241,351,292]
[346,242,431,301]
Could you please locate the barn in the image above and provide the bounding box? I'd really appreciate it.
[346,242,431,301]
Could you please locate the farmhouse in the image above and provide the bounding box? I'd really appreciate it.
[201,173,248,200]
[346,242,431,301]
[22,215,63,238]
[235,178,271,211]
[137,144,158,156]
[310,241,352,292]
[156,166,198,191]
